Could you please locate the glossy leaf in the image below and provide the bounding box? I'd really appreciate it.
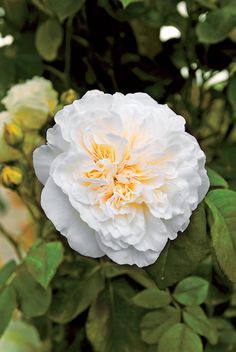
[25,241,64,288]
[158,323,203,352]
[132,288,171,309]
[120,0,144,8]
[36,19,63,61]
[183,306,218,344]
[140,306,181,344]
[0,320,42,352]
[86,280,146,352]
[0,286,16,337]
[12,267,51,318]
[47,0,85,21]
[146,204,209,289]
[173,276,209,305]
[196,5,236,44]
[103,263,156,288]
[207,168,228,189]
[205,189,236,282]
[0,260,16,289]
[49,265,105,323]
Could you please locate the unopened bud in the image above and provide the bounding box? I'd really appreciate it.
[60,89,79,105]
[1,166,23,188]
[4,123,24,147]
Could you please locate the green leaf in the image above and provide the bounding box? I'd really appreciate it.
[207,167,229,189]
[140,306,181,344]
[183,306,218,345]
[132,288,171,309]
[0,33,43,98]
[0,320,42,352]
[2,0,28,29]
[35,19,63,61]
[206,318,236,351]
[46,0,85,21]
[227,73,236,113]
[158,323,203,352]
[86,280,146,352]
[0,286,16,337]
[205,189,236,282]
[103,262,156,288]
[49,265,105,323]
[146,204,209,289]
[119,0,143,8]
[12,267,51,318]
[25,241,64,288]
[0,261,16,289]
[196,5,236,44]
[173,276,209,305]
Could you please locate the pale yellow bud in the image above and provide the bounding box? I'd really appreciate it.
[60,89,79,105]
[1,166,23,188]
[4,123,24,147]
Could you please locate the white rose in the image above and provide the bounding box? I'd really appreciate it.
[33,90,209,267]
[2,76,58,129]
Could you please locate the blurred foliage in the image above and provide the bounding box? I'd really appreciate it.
[0,0,236,351]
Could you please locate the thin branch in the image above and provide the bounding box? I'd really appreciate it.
[0,222,22,260]
[64,16,74,88]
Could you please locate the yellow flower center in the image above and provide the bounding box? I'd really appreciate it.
[83,140,145,206]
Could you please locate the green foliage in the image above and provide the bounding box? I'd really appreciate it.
[205,189,236,282]
[0,286,16,337]
[196,5,236,44]
[173,276,209,305]
[183,306,218,345]
[140,306,181,344]
[132,288,172,308]
[227,73,236,114]
[49,262,105,323]
[158,323,203,352]
[12,267,51,318]
[46,0,85,22]
[0,260,16,288]
[0,320,42,352]
[147,204,209,289]
[207,168,229,189]
[119,0,143,8]
[36,19,63,61]
[86,280,146,352]
[25,241,64,288]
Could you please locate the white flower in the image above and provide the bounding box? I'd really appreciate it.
[2,76,58,129]
[33,90,209,267]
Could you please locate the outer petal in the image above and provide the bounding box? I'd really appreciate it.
[41,177,104,258]
[33,125,69,185]
[33,145,59,185]
[95,233,159,267]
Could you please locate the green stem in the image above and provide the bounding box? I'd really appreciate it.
[0,222,22,260]
[44,65,66,86]
[16,189,39,221]
[64,16,73,88]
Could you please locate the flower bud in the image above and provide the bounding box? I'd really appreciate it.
[1,165,23,188]
[4,123,24,147]
[1,77,58,130]
[60,89,79,105]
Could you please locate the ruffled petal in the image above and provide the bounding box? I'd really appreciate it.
[33,145,59,185]
[41,177,104,258]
